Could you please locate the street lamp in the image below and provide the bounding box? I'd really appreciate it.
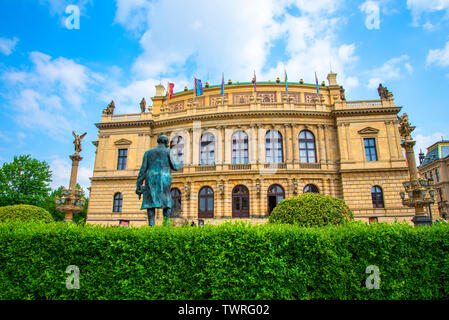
[398,113,434,226]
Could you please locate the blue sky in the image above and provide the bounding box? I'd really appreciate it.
[0,0,449,191]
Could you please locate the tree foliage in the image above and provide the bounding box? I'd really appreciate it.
[269,193,354,227]
[0,155,52,207]
[0,204,53,223]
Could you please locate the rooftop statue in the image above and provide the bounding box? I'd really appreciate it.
[104,100,115,115]
[136,135,179,226]
[72,131,87,154]
[140,98,146,113]
[377,83,393,100]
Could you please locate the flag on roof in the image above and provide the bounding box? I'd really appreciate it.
[284,69,288,98]
[254,70,257,92]
[220,72,224,95]
[168,82,174,100]
[315,72,319,96]
[194,78,203,96]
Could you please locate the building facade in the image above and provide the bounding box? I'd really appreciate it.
[87,73,414,226]
[419,140,449,219]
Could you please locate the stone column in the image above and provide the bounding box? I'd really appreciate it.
[317,125,325,164]
[136,133,143,168]
[292,124,298,164]
[101,135,109,169]
[289,124,295,164]
[258,125,265,164]
[225,127,232,164]
[250,125,257,164]
[322,125,329,166]
[282,124,289,163]
[336,124,347,161]
[344,123,352,160]
[188,128,194,166]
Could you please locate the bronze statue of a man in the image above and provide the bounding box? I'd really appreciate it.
[136,135,179,226]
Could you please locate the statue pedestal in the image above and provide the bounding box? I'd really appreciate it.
[412,215,433,227]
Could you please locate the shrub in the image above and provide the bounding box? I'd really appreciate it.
[0,204,54,223]
[268,193,353,227]
[0,221,448,300]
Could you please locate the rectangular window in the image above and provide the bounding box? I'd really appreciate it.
[117,149,128,170]
[364,138,378,161]
[436,169,440,182]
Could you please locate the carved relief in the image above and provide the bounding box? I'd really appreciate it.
[233,92,251,104]
[168,101,185,112]
[188,96,205,107]
[257,91,276,103]
[209,94,228,106]
[281,92,300,103]
[304,93,322,103]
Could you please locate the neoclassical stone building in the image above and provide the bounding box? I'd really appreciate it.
[87,73,414,226]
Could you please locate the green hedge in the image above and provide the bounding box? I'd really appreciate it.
[0,221,448,300]
[269,193,353,227]
[0,204,54,223]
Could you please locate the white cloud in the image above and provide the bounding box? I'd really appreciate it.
[0,37,19,56]
[427,41,449,67]
[360,1,381,30]
[407,0,449,26]
[367,55,413,89]
[110,0,358,106]
[1,52,100,138]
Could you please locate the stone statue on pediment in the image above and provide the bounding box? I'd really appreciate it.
[339,86,346,101]
[377,84,393,100]
[140,98,146,113]
[104,100,115,115]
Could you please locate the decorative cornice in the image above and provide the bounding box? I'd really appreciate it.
[358,127,380,135]
[95,119,153,129]
[114,138,132,146]
[332,107,401,116]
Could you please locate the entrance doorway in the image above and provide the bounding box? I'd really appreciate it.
[267,184,285,214]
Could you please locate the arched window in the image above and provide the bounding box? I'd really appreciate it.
[232,185,249,218]
[170,136,184,166]
[198,186,214,218]
[200,133,215,165]
[171,188,182,217]
[232,130,249,164]
[265,130,283,163]
[267,184,285,214]
[371,186,384,208]
[299,130,316,163]
[113,192,123,212]
[303,184,319,193]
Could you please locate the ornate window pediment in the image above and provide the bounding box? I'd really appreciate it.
[114,138,132,146]
[358,127,379,135]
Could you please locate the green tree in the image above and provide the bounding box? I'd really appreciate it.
[0,155,52,207]
[39,186,65,221]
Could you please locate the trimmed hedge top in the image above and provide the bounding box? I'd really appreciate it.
[0,204,54,223]
[0,221,448,300]
[269,193,353,227]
